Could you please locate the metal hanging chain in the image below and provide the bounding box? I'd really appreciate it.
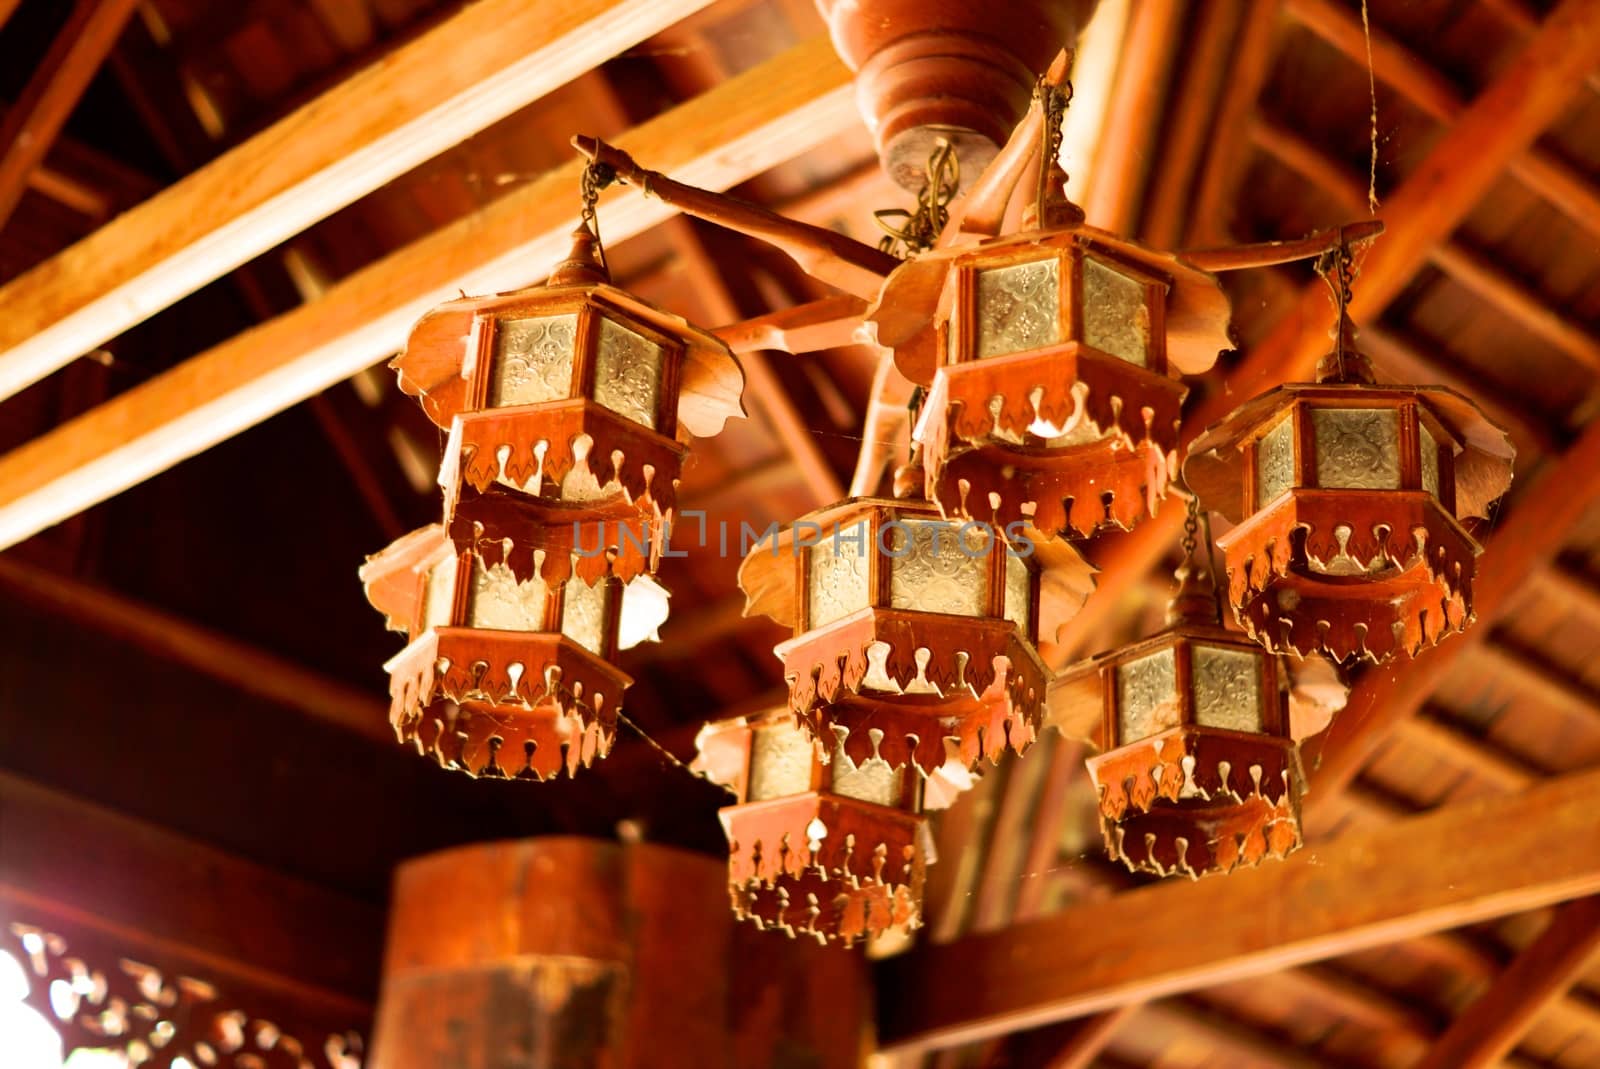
[1034,75,1073,211]
[580,158,617,241]
[875,139,960,257]
[1180,489,1201,564]
[1314,228,1362,376]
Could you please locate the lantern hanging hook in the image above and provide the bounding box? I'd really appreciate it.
[1033,73,1073,221]
[580,157,617,245]
[875,139,960,257]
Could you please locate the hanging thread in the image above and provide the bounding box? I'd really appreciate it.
[616,710,736,797]
[1360,0,1381,214]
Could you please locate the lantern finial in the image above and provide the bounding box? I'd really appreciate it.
[1166,492,1221,626]
[549,159,615,287]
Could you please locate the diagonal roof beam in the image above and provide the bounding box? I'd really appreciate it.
[0,38,857,551]
[0,0,720,402]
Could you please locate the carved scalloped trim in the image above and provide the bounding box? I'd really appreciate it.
[928,436,1176,538]
[722,796,924,946]
[452,404,688,518]
[1086,729,1301,821]
[384,629,626,779]
[1101,792,1303,880]
[449,506,661,586]
[1222,495,1480,662]
[776,612,1051,772]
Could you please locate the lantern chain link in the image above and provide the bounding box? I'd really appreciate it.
[1034,73,1073,209]
[874,140,960,258]
[580,158,617,242]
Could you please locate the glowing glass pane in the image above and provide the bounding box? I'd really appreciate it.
[1420,422,1440,498]
[1082,256,1150,367]
[423,553,459,630]
[975,259,1059,358]
[748,721,816,801]
[560,578,612,655]
[808,526,872,628]
[1313,408,1400,489]
[468,558,548,632]
[830,736,903,807]
[1004,551,1033,636]
[593,316,663,430]
[1117,648,1179,743]
[1191,644,1264,733]
[1255,415,1296,507]
[491,313,577,407]
[888,520,988,617]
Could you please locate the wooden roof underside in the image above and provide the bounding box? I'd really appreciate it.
[1,1,1600,1067]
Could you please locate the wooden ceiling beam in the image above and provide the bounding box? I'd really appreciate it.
[1051,0,1600,665]
[876,762,1600,1054]
[0,0,140,232]
[1410,896,1600,1069]
[1285,0,1600,240]
[0,0,720,402]
[0,38,857,552]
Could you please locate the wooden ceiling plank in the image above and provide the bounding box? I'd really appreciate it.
[0,770,383,1008]
[1052,0,1600,665]
[0,37,858,552]
[1410,896,1600,1069]
[876,762,1600,1054]
[0,0,721,402]
[1286,0,1600,241]
[0,0,140,232]
[1426,242,1600,375]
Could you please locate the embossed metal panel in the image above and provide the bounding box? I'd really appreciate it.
[1255,414,1295,508]
[830,738,904,807]
[888,520,988,617]
[424,554,460,631]
[592,316,664,430]
[1116,648,1179,743]
[1312,407,1400,490]
[748,722,817,801]
[468,558,549,632]
[1191,644,1264,733]
[807,525,872,628]
[1003,551,1032,636]
[1081,256,1150,367]
[491,313,578,408]
[1420,422,1440,498]
[560,577,612,655]
[975,258,1059,358]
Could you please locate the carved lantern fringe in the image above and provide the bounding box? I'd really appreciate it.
[738,497,1090,773]
[693,709,934,947]
[1055,565,1306,879]
[1185,349,1516,663]
[391,225,745,535]
[361,525,661,780]
[865,224,1234,538]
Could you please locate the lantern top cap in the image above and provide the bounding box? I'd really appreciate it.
[1184,376,1516,524]
[865,221,1236,384]
[547,222,610,287]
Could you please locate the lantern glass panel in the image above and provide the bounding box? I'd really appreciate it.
[748,722,816,801]
[490,313,578,407]
[1003,551,1033,636]
[468,558,549,631]
[831,736,903,807]
[1117,648,1180,743]
[560,577,612,655]
[1420,422,1440,498]
[1190,644,1264,733]
[888,520,988,617]
[423,554,459,631]
[592,316,664,430]
[975,259,1059,358]
[807,527,872,628]
[1081,256,1150,367]
[1312,407,1400,489]
[1255,414,1296,508]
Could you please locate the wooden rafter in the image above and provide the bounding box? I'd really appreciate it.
[0,0,721,402]
[0,37,857,552]
[876,763,1600,1054]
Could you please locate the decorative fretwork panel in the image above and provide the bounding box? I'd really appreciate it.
[490,313,578,408]
[1081,257,1150,367]
[1312,408,1400,490]
[747,722,816,801]
[1420,423,1440,499]
[975,259,1059,358]
[1003,552,1032,636]
[1255,415,1295,507]
[1191,645,1263,733]
[468,558,548,633]
[1117,648,1179,743]
[592,317,664,430]
[887,521,988,618]
[559,578,612,656]
[807,530,871,628]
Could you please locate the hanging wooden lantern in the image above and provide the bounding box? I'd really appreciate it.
[1185,344,1515,664]
[738,496,1091,772]
[1053,554,1304,879]
[692,708,928,946]
[864,214,1233,539]
[360,524,666,779]
[392,217,745,544]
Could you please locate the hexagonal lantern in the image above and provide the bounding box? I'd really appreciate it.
[691,708,928,947]
[864,224,1233,538]
[1053,568,1305,879]
[1185,349,1516,663]
[361,523,662,780]
[738,497,1091,773]
[393,227,745,538]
